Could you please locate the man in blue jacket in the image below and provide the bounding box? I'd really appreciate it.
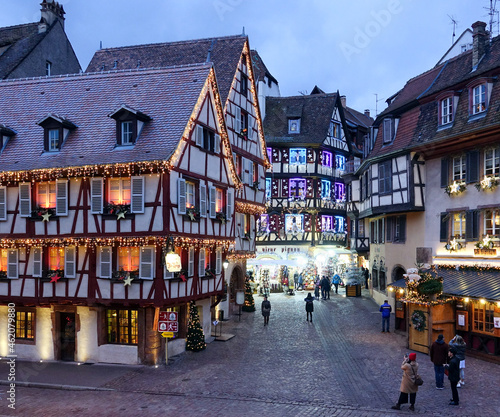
[379,300,392,333]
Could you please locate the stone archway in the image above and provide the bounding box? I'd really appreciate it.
[392,264,406,283]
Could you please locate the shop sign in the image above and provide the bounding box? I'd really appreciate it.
[158,311,178,332]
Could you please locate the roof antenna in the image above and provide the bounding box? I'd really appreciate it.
[448,15,458,45]
[485,0,499,37]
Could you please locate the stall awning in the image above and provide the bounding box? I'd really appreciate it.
[388,278,406,288]
[438,268,500,301]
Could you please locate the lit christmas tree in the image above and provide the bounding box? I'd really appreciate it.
[241,278,256,312]
[185,301,206,352]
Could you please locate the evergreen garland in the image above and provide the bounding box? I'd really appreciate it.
[185,301,206,352]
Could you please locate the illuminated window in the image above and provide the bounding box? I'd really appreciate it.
[265,178,271,200]
[285,214,303,234]
[473,301,494,333]
[49,247,65,271]
[334,182,345,201]
[106,309,138,345]
[322,151,332,167]
[38,182,56,208]
[108,178,131,205]
[289,148,306,164]
[267,147,272,163]
[321,180,331,199]
[452,213,466,239]
[453,155,466,181]
[484,210,500,236]
[185,181,196,209]
[334,216,345,233]
[335,154,346,171]
[322,215,334,231]
[329,122,341,138]
[289,178,306,199]
[0,249,7,274]
[215,188,224,213]
[16,311,35,340]
[118,247,140,272]
[288,119,301,134]
[472,84,487,115]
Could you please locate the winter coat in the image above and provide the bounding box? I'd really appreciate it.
[447,355,460,382]
[379,302,392,318]
[304,296,314,312]
[320,277,330,290]
[449,340,466,361]
[261,300,271,317]
[332,274,341,284]
[430,340,449,366]
[399,360,419,394]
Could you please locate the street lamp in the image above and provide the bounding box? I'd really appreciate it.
[223,259,229,269]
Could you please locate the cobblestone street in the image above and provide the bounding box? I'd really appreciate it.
[2,289,499,416]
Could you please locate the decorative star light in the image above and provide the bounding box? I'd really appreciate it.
[42,212,52,222]
[449,181,460,194]
[50,274,61,283]
[116,211,126,220]
[123,276,134,286]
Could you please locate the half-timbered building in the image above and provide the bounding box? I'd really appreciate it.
[254,89,370,287]
[0,1,80,79]
[86,35,271,319]
[0,63,239,365]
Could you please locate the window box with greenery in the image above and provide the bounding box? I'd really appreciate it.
[111,269,139,283]
[252,180,260,191]
[185,206,200,222]
[444,237,465,252]
[103,202,132,220]
[240,128,248,140]
[215,211,227,224]
[31,206,56,221]
[0,270,7,280]
[445,181,467,196]
[475,176,499,191]
[204,267,216,278]
[43,268,65,281]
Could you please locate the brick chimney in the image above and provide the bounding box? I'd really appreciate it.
[364,109,370,118]
[39,0,65,30]
[472,21,488,68]
[340,95,346,108]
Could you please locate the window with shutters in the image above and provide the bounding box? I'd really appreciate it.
[104,176,144,216]
[0,186,6,221]
[118,247,140,276]
[452,212,466,239]
[321,215,334,232]
[289,178,306,200]
[378,160,392,195]
[321,180,331,199]
[0,249,18,279]
[382,118,397,144]
[265,178,271,201]
[386,215,406,243]
[15,310,35,341]
[178,178,202,219]
[195,124,220,153]
[453,155,466,181]
[329,121,341,139]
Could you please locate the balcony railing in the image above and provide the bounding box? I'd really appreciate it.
[345,160,361,174]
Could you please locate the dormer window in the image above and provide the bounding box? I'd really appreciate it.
[109,105,151,147]
[441,97,453,124]
[37,114,77,153]
[288,118,301,134]
[467,79,493,118]
[0,124,16,151]
[382,118,398,144]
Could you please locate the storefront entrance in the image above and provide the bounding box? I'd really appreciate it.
[59,312,76,361]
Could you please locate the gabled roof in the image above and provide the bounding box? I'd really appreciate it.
[264,93,339,145]
[0,22,50,79]
[344,106,373,129]
[86,35,247,106]
[250,49,278,86]
[438,267,500,301]
[0,64,212,172]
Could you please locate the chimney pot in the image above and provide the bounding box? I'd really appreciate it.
[364,109,370,118]
[472,21,488,68]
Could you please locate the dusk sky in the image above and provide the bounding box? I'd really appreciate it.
[1,0,495,116]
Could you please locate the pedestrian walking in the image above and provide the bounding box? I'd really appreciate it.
[297,273,304,290]
[446,348,460,405]
[320,276,330,299]
[362,266,370,289]
[430,334,448,389]
[379,300,392,332]
[314,277,320,299]
[332,273,341,294]
[304,292,314,322]
[261,296,271,326]
[391,352,419,411]
[448,335,466,387]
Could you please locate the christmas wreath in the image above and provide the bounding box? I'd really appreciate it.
[411,310,426,332]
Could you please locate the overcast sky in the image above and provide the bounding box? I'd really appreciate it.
[1,0,495,117]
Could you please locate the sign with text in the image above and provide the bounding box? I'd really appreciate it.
[165,253,182,272]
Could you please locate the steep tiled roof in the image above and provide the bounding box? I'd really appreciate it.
[0,64,211,172]
[250,49,278,85]
[86,35,247,105]
[377,65,444,118]
[344,107,373,129]
[264,93,338,145]
[0,22,48,79]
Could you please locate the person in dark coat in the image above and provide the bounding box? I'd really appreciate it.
[392,352,419,411]
[446,347,460,405]
[261,296,271,326]
[304,292,314,322]
[430,334,449,389]
[448,334,466,387]
[320,276,330,299]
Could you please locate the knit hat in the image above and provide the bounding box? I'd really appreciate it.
[409,353,417,361]
[437,334,444,341]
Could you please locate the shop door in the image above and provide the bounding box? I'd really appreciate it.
[59,312,75,361]
[408,304,429,354]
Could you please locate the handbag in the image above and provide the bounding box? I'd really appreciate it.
[411,364,424,386]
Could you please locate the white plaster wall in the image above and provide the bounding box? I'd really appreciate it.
[98,344,139,365]
[76,306,98,363]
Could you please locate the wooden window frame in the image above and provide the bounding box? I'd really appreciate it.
[106,308,138,345]
[15,309,36,342]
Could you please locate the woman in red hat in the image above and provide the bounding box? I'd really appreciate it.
[392,352,419,411]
